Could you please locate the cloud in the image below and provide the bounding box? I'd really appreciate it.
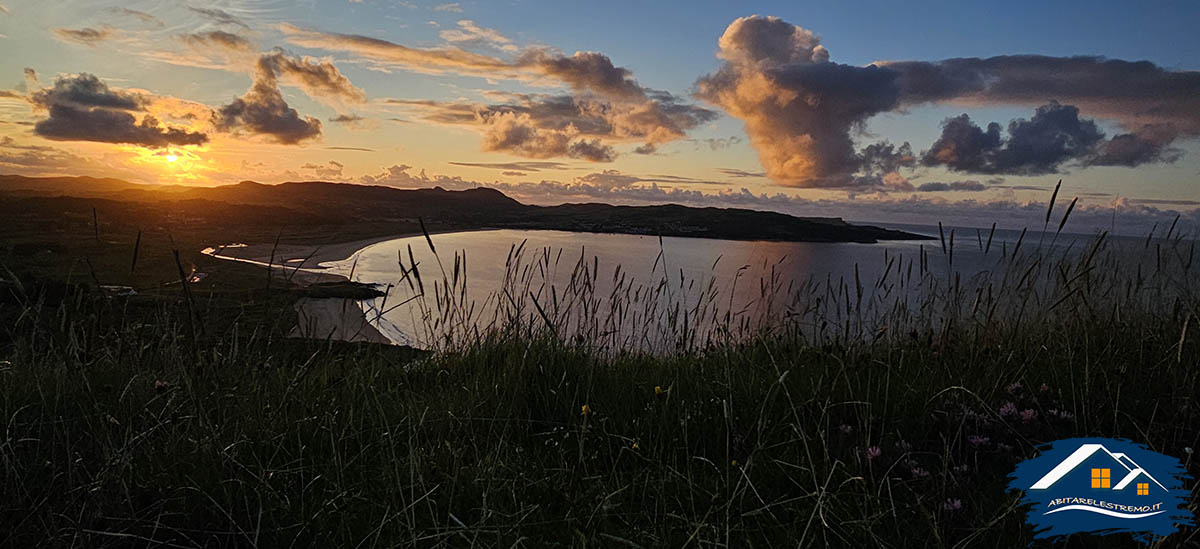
[695,16,1200,187]
[696,16,901,188]
[179,30,254,52]
[281,24,706,101]
[280,23,513,78]
[0,136,145,180]
[108,7,163,27]
[188,6,249,29]
[30,73,145,110]
[329,113,365,123]
[327,145,374,151]
[448,160,571,171]
[27,74,208,147]
[433,3,463,12]
[501,171,525,176]
[390,92,714,161]
[35,104,208,147]
[52,27,116,46]
[0,4,9,15]
[716,168,766,178]
[922,102,1182,173]
[439,19,517,52]
[704,136,742,150]
[214,60,322,144]
[915,180,988,192]
[259,51,367,105]
[300,160,344,178]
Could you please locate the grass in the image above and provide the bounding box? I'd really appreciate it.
[0,189,1198,547]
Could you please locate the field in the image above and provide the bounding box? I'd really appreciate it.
[1,188,1197,547]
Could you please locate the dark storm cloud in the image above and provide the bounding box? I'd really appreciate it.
[52,27,115,46]
[188,6,249,29]
[696,16,1200,187]
[922,102,1105,175]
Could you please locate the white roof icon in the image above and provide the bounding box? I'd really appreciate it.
[1030,443,1167,491]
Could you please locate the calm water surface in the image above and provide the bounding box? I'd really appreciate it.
[318,225,1115,348]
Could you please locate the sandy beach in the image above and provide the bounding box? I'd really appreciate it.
[207,234,407,271]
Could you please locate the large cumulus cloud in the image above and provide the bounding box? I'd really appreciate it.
[29,74,208,147]
[696,16,1200,188]
[214,51,364,144]
[214,56,323,144]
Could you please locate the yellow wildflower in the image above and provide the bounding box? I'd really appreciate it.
[654,385,664,396]
[632,441,639,449]
[581,404,591,416]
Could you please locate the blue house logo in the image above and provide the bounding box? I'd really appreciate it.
[1009,438,1193,542]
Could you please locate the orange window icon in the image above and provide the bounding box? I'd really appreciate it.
[1137,483,1149,495]
[1090,468,1111,488]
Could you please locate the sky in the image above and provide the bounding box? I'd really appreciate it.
[1,0,1199,233]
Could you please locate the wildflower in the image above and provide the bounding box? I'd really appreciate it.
[581,404,591,416]
[1006,382,1022,394]
[896,440,913,451]
[967,435,990,447]
[1185,447,1193,455]
[866,446,882,461]
[943,498,963,512]
[654,385,664,396]
[999,401,1018,417]
[1019,409,1038,423]
[839,424,852,435]
[731,459,739,466]
[154,380,170,391]
[632,441,639,450]
[1039,383,1049,392]
[910,466,930,478]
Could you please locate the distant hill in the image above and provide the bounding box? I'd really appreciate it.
[0,174,931,243]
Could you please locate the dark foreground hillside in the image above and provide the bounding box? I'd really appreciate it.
[0,275,1196,547]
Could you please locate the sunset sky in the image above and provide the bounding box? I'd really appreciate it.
[2,0,1198,231]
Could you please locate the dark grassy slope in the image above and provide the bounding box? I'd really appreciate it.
[0,263,1196,547]
[1,175,931,244]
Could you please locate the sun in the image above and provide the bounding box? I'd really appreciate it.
[165,154,179,163]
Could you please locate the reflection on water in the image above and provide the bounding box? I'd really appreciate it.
[320,226,1140,351]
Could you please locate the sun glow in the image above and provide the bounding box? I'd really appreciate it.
[165,154,179,163]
